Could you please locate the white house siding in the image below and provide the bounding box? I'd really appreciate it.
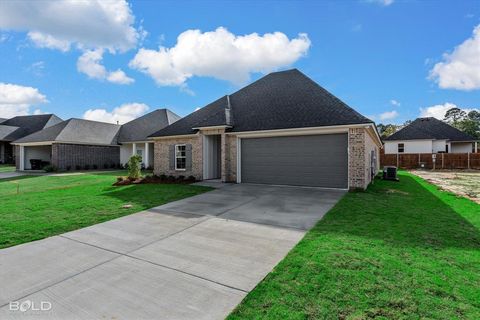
[364,129,380,185]
[120,144,133,165]
[451,142,473,153]
[432,140,447,153]
[384,140,433,154]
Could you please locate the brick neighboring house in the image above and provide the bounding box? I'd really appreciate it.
[0,114,63,164]
[150,69,382,190]
[11,109,179,171]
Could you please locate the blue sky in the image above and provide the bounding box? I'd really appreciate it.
[0,0,479,124]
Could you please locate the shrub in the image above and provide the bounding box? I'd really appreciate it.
[66,165,71,171]
[147,165,153,171]
[43,165,57,172]
[110,163,116,169]
[160,174,167,181]
[187,175,196,182]
[167,175,176,182]
[177,175,185,182]
[117,176,124,182]
[75,165,82,171]
[93,164,98,170]
[127,154,142,180]
[104,163,109,169]
[84,164,90,170]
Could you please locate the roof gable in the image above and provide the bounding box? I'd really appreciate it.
[385,117,476,141]
[0,114,63,141]
[13,118,121,145]
[117,109,180,143]
[150,69,372,137]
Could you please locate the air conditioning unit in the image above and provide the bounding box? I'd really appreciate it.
[383,166,399,181]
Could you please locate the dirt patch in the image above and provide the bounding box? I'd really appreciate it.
[410,170,480,204]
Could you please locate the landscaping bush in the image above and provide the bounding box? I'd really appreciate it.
[75,165,81,171]
[167,175,176,182]
[110,163,116,169]
[187,175,196,182]
[84,164,90,170]
[66,165,71,171]
[104,163,109,169]
[177,175,185,182]
[43,165,57,172]
[127,154,142,180]
[160,174,167,181]
[93,164,98,170]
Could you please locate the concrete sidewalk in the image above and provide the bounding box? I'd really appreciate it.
[0,184,344,319]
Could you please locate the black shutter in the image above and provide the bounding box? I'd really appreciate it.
[169,145,175,170]
[186,144,192,170]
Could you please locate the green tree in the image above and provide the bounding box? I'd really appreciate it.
[444,107,467,129]
[127,154,142,180]
[377,123,398,139]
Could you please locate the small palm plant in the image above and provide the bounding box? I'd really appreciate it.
[127,154,142,180]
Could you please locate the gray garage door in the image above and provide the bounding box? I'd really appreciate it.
[241,134,348,188]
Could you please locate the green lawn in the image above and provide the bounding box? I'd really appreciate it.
[229,172,480,319]
[0,172,211,249]
[0,164,15,173]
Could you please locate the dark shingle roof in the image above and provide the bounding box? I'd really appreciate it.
[117,109,180,143]
[385,117,476,141]
[150,69,372,137]
[0,118,6,124]
[14,118,121,145]
[0,114,63,141]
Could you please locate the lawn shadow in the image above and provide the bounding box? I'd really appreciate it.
[317,174,480,250]
[0,175,36,183]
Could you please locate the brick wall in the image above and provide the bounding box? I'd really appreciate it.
[349,128,366,189]
[223,134,237,182]
[153,136,203,179]
[15,145,20,169]
[52,143,120,170]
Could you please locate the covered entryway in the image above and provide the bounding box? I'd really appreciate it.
[240,134,348,189]
[203,135,222,180]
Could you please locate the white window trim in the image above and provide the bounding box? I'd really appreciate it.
[175,144,187,171]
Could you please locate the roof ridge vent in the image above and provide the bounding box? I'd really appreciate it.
[225,95,232,126]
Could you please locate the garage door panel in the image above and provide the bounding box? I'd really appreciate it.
[241,134,348,188]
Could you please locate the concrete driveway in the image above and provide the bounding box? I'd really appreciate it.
[0,183,345,320]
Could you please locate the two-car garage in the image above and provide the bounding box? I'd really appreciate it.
[239,133,349,189]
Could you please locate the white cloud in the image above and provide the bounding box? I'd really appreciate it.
[390,99,401,107]
[27,31,71,52]
[379,110,399,121]
[129,27,311,87]
[366,0,394,6]
[77,49,134,85]
[0,83,48,118]
[419,102,477,120]
[107,69,135,85]
[0,0,141,52]
[429,25,480,90]
[83,103,149,124]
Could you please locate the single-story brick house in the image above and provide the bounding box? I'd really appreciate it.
[384,117,478,154]
[150,69,382,190]
[12,109,179,171]
[0,114,63,164]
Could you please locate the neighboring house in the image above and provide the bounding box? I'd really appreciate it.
[117,109,180,168]
[384,117,478,154]
[0,114,63,164]
[150,69,382,190]
[12,109,179,171]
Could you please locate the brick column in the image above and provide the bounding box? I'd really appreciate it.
[348,128,366,189]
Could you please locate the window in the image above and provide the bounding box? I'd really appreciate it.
[398,143,404,153]
[175,144,186,170]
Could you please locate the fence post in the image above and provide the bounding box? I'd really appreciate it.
[418,153,420,167]
[442,153,444,169]
[468,152,470,169]
[396,153,399,168]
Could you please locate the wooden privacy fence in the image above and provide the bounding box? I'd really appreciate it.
[380,152,480,169]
